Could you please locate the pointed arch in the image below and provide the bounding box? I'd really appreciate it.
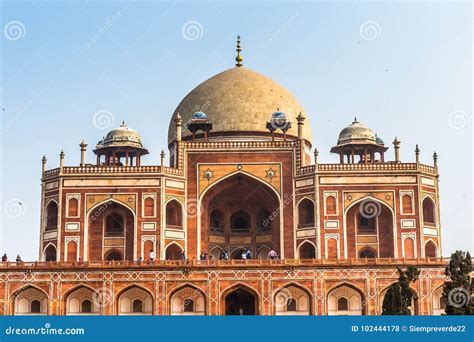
[166,198,183,228]
[297,240,316,259]
[343,196,397,259]
[116,284,154,315]
[169,283,206,316]
[273,282,312,315]
[297,197,315,228]
[327,282,365,316]
[221,282,260,315]
[379,283,420,315]
[63,284,99,315]
[45,199,59,231]
[422,196,436,225]
[257,245,271,259]
[11,284,49,315]
[85,198,137,262]
[165,241,184,260]
[424,239,438,258]
[198,170,283,259]
[42,243,57,261]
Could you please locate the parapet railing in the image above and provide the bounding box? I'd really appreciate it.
[316,163,435,173]
[184,140,297,150]
[0,257,448,270]
[43,162,436,178]
[44,165,182,178]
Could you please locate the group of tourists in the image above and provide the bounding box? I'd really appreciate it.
[2,254,23,262]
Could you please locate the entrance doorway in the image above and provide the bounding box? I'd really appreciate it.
[224,288,257,315]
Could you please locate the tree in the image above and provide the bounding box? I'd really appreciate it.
[442,250,473,315]
[382,266,420,315]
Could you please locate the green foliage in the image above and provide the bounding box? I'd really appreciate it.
[382,266,420,315]
[442,250,473,315]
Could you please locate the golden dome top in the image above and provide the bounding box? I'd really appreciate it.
[168,67,312,145]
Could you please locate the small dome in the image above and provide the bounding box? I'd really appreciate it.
[192,111,208,120]
[271,111,286,120]
[337,118,377,145]
[98,122,144,148]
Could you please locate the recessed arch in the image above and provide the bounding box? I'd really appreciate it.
[169,283,206,316]
[222,283,260,315]
[165,241,184,260]
[327,282,365,316]
[86,198,136,262]
[273,282,312,315]
[422,196,436,225]
[116,284,154,315]
[11,284,49,315]
[344,196,396,259]
[42,243,57,261]
[297,197,315,228]
[63,284,99,315]
[379,283,420,315]
[358,246,377,259]
[166,199,183,228]
[44,199,59,231]
[297,240,316,259]
[199,171,283,259]
[424,240,438,258]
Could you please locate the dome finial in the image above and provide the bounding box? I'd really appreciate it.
[235,35,243,67]
[353,117,358,123]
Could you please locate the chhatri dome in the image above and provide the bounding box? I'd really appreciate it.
[167,37,312,145]
[336,117,377,145]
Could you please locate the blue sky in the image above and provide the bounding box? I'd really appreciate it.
[0,0,472,260]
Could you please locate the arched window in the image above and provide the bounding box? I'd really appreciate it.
[286,298,297,311]
[425,241,437,258]
[184,299,194,312]
[81,299,92,313]
[326,239,338,259]
[105,214,124,236]
[337,297,348,311]
[45,201,58,231]
[325,196,337,215]
[144,197,155,217]
[404,238,415,258]
[132,299,143,313]
[210,209,224,232]
[298,199,314,228]
[30,300,41,313]
[358,213,376,233]
[68,197,79,217]
[230,210,250,232]
[256,209,271,232]
[359,247,376,258]
[166,200,183,228]
[44,244,56,261]
[299,242,316,259]
[105,250,122,261]
[422,197,436,225]
[401,194,413,214]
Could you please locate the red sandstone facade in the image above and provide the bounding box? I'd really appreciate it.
[0,47,447,315]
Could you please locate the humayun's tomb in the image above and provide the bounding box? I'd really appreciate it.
[0,38,448,316]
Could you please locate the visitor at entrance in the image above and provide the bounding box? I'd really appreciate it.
[246,249,252,260]
[219,250,226,260]
[241,251,247,260]
[268,249,278,260]
[16,255,22,262]
[149,250,155,261]
[2,254,7,262]
[180,251,186,260]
